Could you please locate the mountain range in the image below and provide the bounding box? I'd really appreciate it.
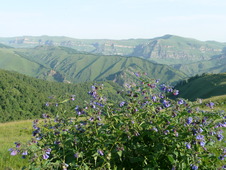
[1,34,226,77]
[0,44,186,86]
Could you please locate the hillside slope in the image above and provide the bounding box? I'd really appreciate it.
[0,69,124,122]
[175,73,226,101]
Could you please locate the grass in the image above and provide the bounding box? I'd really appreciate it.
[0,120,32,169]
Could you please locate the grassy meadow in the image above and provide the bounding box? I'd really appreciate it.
[0,120,32,169]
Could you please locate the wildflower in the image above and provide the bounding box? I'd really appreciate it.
[198,128,203,133]
[45,148,51,154]
[15,142,21,148]
[222,165,226,169]
[186,117,193,124]
[163,100,170,107]
[9,149,17,156]
[97,150,104,156]
[94,102,104,107]
[97,116,101,121]
[217,134,224,141]
[22,150,28,155]
[74,153,79,158]
[190,164,198,170]
[152,95,157,102]
[152,127,158,132]
[185,142,191,149]
[43,154,49,160]
[173,90,179,95]
[177,99,184,105]
[200,141,205,147]
[89,117,94,121]
[134,72,140,77]
[119,101,126,107]
[42,114,49,119]
[206,102,214,109]
[219,155,225,160]
[155,79,160,83]
[196,134,205,141]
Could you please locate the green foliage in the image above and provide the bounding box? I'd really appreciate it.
[0,69,124,123]
[9,75,226,169]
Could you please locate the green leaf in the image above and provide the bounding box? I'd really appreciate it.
[167,155,175,163]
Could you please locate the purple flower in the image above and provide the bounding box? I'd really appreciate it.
[98,150,104,156]
[219,155,225,160]
[185,142,191,149]
[152,96,157,102]
[43,154,49,160]
[22,150,28,155]
[173,90,179,95]
[200,141,205,147]
[45,148,51,154]
[94,102,104,107]
[15,142,21,148]
[155,79,160,83]
[134,72,140,77]
[10,150,18,156]
[198,128,203,133]
[119,101,126,107]
[217,134,224,141]
[222,165,226,169]
[206,102,214,109]
[74,153,79,158]
[178,99,184,105]
[163,100,170,107]
[152,127,158,132]
[196,134,205,141]
[186,117,193,124]
[191,164,198,170]
[89,117,94,121]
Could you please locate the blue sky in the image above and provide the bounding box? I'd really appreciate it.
[1,0,226,42]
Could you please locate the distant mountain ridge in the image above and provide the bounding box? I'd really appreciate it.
[1,35,225,60]
[2,34,226,78]
[1,35,226,77]
[0,45,186,86]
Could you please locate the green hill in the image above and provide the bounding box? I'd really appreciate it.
[0,69,124,123]
[175,73,226,101]
[0,46,186,85]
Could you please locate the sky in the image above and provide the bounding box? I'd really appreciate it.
[1,0,226,42]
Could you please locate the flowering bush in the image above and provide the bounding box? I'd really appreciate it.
[9,73,226,169]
